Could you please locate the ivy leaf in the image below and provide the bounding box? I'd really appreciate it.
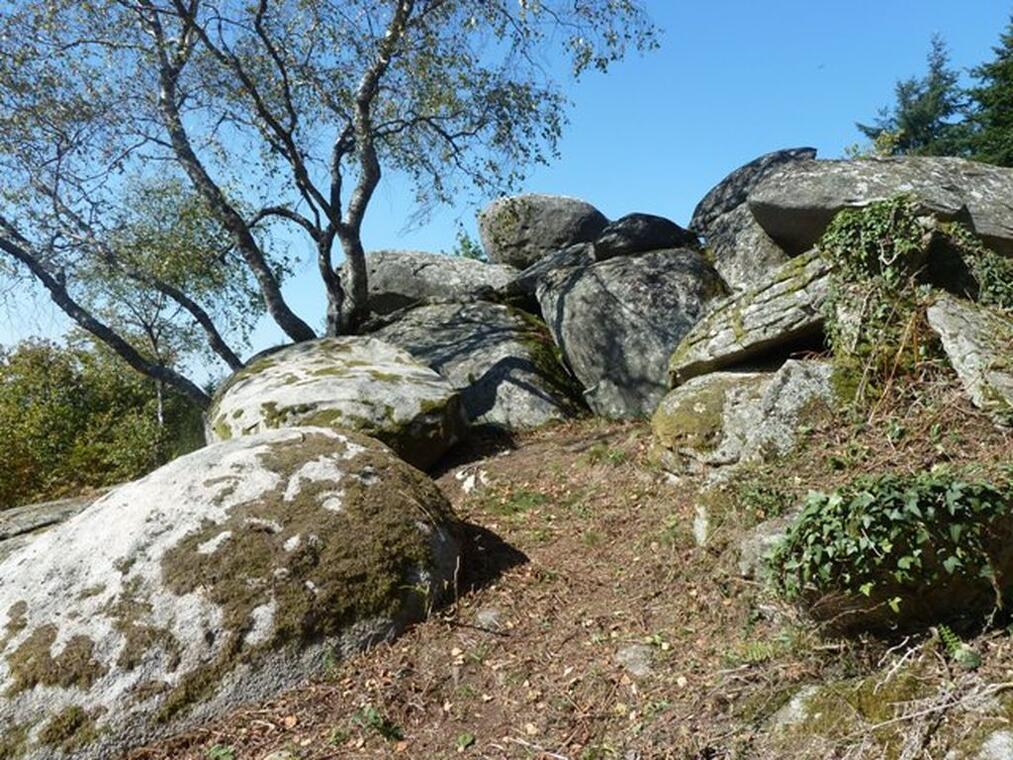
[942,555,963,574]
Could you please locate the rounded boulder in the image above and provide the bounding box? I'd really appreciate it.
[0,427,461,759]
[207,337,468,470]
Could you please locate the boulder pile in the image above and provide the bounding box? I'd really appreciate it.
[3,151,1011,758]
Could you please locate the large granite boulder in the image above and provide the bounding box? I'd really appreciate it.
[652,360,835,474]
[206,337,467,470]
[927,294,1012,425]
[478,194,608,269]
[748,157,1013,257]
[690,148,816,291]
[669,251,832,386]
[372,301,584,430]
[592,213,698,262]
[0,427,460,760]
[690,147,819,233]
[537,248,726,418]
[342,250,518,315]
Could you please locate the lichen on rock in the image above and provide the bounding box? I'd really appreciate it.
[0,427,461,759]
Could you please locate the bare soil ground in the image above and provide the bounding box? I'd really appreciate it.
[129,375,1011,760]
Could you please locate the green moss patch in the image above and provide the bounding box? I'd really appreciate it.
[5,624,107,695]
[157,431,457,721]
[37,705,101,753]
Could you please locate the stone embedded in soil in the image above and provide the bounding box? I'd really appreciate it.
[614,644,655,678]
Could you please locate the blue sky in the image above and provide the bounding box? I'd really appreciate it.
[4,1,1011,369]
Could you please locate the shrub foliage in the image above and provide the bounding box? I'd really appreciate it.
[0,339,203,509]
[771,470,1013,623]
[818,195,1013,406]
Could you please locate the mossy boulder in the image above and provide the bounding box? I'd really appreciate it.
[207,337,468,470]
[371,301,585,430]
[478,193,608,269]
[652,360,834,475]
[651,372,770,472]
[537,248,726,418]
[0,427,460,759]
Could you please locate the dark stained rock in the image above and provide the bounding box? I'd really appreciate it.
[690,147,816,291]
[372,301,585,430]
[537,248,726,418]
[690,147,818,233]
[478,194,608,269]
[592,213,698,261]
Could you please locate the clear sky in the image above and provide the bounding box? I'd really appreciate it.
[4,1,1011,370]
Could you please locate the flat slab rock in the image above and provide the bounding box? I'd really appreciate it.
[372,301,584,430]
[0,493,104,562]
[0,427,460,760]
[537,248,726,418]
[342,250,517,315]
[478,193,608,269]
[207,336,468,470]
[927,294,1013,425]
[748,156,1013,257]
[669,250,831,385]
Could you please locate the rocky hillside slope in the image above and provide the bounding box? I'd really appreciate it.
[1,149,1011,759]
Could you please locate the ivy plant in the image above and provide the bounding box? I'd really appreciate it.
[817,195,1012,406]
[771,470,1013,623]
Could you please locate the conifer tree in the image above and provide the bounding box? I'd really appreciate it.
[967,17,1013,166]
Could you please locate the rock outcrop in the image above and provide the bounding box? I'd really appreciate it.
[668,251,831,386]
[927,294,1013,425]
[478,194,608,269]
[537,248,726,418]
[652,360,835,474]
[343,250,518,315]
[0,427,460,760]
[592,213,698,262]
[690,148,816,290]
[206,337,467,470]
[748,156,1013,257]
[372,301,584,429]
